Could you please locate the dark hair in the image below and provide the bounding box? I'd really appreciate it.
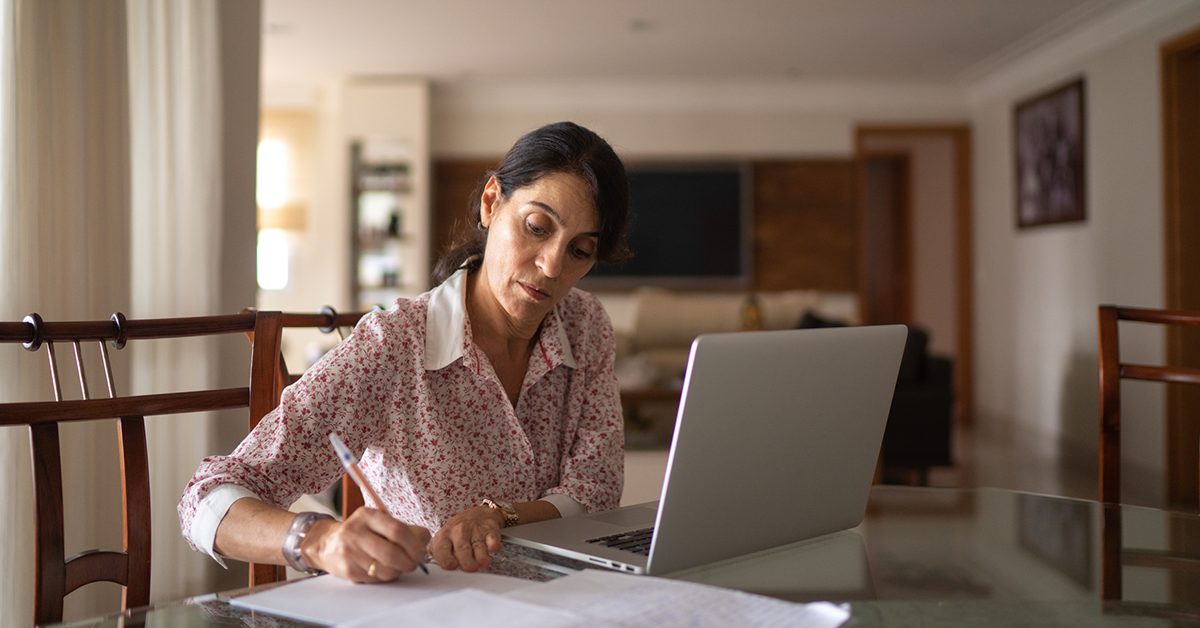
[432,121,631,284]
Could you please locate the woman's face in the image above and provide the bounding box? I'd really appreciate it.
[477,171,599,330]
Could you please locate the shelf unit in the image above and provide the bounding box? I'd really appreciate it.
[350,139,417,309]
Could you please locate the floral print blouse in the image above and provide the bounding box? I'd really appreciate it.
[178,269,624,561]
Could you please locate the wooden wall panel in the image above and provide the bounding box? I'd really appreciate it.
[431,159,496,269]
[432,158,859,293]
[752,160,858,292]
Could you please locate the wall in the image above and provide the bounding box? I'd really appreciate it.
[969,2,1200,506]
[430,79,967,159]
[421,79,968,331]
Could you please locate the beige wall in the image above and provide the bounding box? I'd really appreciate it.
[969,4,1200,506]
[430,80,967,159]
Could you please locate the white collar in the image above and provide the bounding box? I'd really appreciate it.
[423,268,577,371]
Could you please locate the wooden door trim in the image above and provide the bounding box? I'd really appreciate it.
[854,125,974,426]
[856,150,914,325]
[1161,26,1200,507]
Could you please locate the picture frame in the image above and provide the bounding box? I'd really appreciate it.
[1014,77,1086,229]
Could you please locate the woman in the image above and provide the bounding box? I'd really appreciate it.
[179,121,631,583]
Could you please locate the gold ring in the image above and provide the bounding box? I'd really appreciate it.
[367,562,377,578]
[471,539,486,545]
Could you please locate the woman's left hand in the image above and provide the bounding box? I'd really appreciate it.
[429,505,504,572]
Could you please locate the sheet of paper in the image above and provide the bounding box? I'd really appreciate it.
[510,569,851,628]
[230,566,532,625]
[340,588,585,627]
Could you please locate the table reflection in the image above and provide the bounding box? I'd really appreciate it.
[54,487,1200,627]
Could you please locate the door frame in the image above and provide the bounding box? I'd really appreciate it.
[1161,26,1200,508]
[858,151,914,326]
[854,125,974,426]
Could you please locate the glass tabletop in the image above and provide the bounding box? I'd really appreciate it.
[55,486,1200,627]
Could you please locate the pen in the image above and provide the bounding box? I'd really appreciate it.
[329,432,429,575]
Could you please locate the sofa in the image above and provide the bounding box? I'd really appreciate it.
[614,287,860,389]
[797,313,955,483]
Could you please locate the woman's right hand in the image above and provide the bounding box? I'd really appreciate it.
[301,508,431,583]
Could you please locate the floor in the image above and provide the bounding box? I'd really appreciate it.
[620,423,1098,507]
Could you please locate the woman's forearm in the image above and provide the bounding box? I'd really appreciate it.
[514,499,562,526]
[213,497,309,565]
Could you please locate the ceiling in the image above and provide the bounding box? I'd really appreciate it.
[262,0,1130,103]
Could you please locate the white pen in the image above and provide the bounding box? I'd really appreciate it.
[329,432,429,575]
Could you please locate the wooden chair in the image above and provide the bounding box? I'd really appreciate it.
[0,311,283,625]
[1098,305,1200,505]
[1097,304,1200,600]
[242,307,373,536]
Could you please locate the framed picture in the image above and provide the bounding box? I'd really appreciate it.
[1014,77,1086,229]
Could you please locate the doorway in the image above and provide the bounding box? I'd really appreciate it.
[860,153,912,325]
[855,126,973,425]
[1162,27,1200,509]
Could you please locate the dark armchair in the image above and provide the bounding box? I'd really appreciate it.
[797,312,954,484]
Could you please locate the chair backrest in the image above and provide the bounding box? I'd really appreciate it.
[1098,305,1200,505]
[0,311,283,626]
[241,306,372,589]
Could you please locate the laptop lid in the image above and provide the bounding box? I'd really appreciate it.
[503,325,907,576]
[644,325,906,574]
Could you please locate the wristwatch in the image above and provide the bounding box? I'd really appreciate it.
[282,511,334,575]
[480,498,519,527]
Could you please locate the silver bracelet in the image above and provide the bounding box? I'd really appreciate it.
[282,511,334,575]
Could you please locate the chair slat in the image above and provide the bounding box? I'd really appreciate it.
[0,388,249,426]
[46,342,63,402]
[64,550,128,593]
[1112,305,1200,327]
[243,307,371,588]
[30,423,66,626]
[71,341,90,399]
[1098,306,1122,505]
[1121,364,1200,386]
[246,313,285,586]
[1121,548,1200,572]
[279,311,366,329]
[118,416,151,610]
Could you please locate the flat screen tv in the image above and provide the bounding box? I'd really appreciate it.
[582,163,752,290]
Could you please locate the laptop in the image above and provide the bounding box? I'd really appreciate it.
[503,325,907,576]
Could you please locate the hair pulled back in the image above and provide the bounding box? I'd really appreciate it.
[432,121,631,285]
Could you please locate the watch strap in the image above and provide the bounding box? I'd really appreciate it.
[480,498,519,527]
[282,511,334,574]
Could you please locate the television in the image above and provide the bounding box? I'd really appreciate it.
[582,163,752,290]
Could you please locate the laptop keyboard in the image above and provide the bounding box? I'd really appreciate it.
[587,527,654,556]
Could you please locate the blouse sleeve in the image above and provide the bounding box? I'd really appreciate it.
[542,303,625,513]
[177,311,399,549]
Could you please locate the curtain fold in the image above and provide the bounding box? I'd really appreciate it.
[126,0,227,603]
[1,0,251,622]
[0,0,131,623]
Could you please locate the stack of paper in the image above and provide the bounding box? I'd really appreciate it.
[231,566,850,627]
[230,565,530,625]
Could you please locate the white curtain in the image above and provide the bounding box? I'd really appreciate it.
[0,0,132,623]
[126,0,229,604]
[0,0,256,622]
